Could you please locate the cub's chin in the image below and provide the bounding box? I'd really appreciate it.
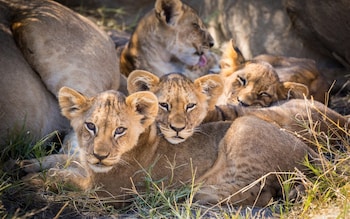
[165,136,186,144]
[88,163,114,173]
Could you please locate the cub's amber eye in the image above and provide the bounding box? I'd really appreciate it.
[114,127,127,137]
[159,102,170,111]
[186,103,196,111]
[85,122,96,134]
[237,76,247,86]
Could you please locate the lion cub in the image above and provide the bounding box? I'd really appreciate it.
[119,0,219,80]
[127,70,223,144]
[217,39,329,106]
[22,87,317,208]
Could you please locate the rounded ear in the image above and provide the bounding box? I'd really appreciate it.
[127,70,160,94]
[220,39,245,75]
[278,82,309,100]
[194,74,224,110]
[126,91,159,128]
[58,86,91,120]
[155,0,183,25]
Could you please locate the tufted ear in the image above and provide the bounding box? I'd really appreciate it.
[278,82,309,100]
[58,86,92,120]
[220,39,245,76]
[155,0,183,26]
[126,91,159,128]
[194,74,224,110]
[127,70,160,94]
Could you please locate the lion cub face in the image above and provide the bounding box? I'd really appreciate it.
[120,0,215,78]
[127,70,223,144]
[58,87,158,173]
[217,40,309,106]
[167,3,214,67]
[218,61,281,107]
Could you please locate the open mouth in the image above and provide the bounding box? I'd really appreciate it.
[198,54,207,67]
[167,135,185,144]
[172,135,185,140]
[194,51,207,67]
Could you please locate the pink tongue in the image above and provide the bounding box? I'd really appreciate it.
[198,54,207,67]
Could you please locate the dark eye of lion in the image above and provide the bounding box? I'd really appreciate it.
[237,76,247,86]
[159,102,169,111]
[114,127,127,137]
[85,122,96,134]
[186,103,196,111]
[192,22,200,29]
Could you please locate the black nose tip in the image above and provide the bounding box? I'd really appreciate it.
[170,124,185,133]
[209,41,214,48]
[237,98,250,107]
[93,152,110,161]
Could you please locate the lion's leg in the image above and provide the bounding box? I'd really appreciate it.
[22,154,92,191]
[195,146,227,183]
[45,165,92,191]
[195,175,274,207]
[20,154,77,173]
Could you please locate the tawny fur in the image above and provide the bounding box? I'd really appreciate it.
[205,99,349,150]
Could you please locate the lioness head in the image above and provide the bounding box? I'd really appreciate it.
[217,40,309,106]
[58,87,158,173]
[120,0,215,78]
[127,70,223,144]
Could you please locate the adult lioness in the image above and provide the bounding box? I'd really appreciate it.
[0,0,120,145]
[119,0,219,80]
[23,87,317,208]
[217,39,329,106]
[127,70,223,144]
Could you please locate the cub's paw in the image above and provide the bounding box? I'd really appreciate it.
[194,185,221,204]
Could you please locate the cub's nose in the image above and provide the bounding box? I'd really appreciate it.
[170,124,185,133]
[93,152,110,161]
[237,98,250,107]
[209,41,214,48]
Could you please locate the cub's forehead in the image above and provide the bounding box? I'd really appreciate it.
[93,90,127,109]
[241,62,279,80]
[86,90,130,125]
[157,73,198,100]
